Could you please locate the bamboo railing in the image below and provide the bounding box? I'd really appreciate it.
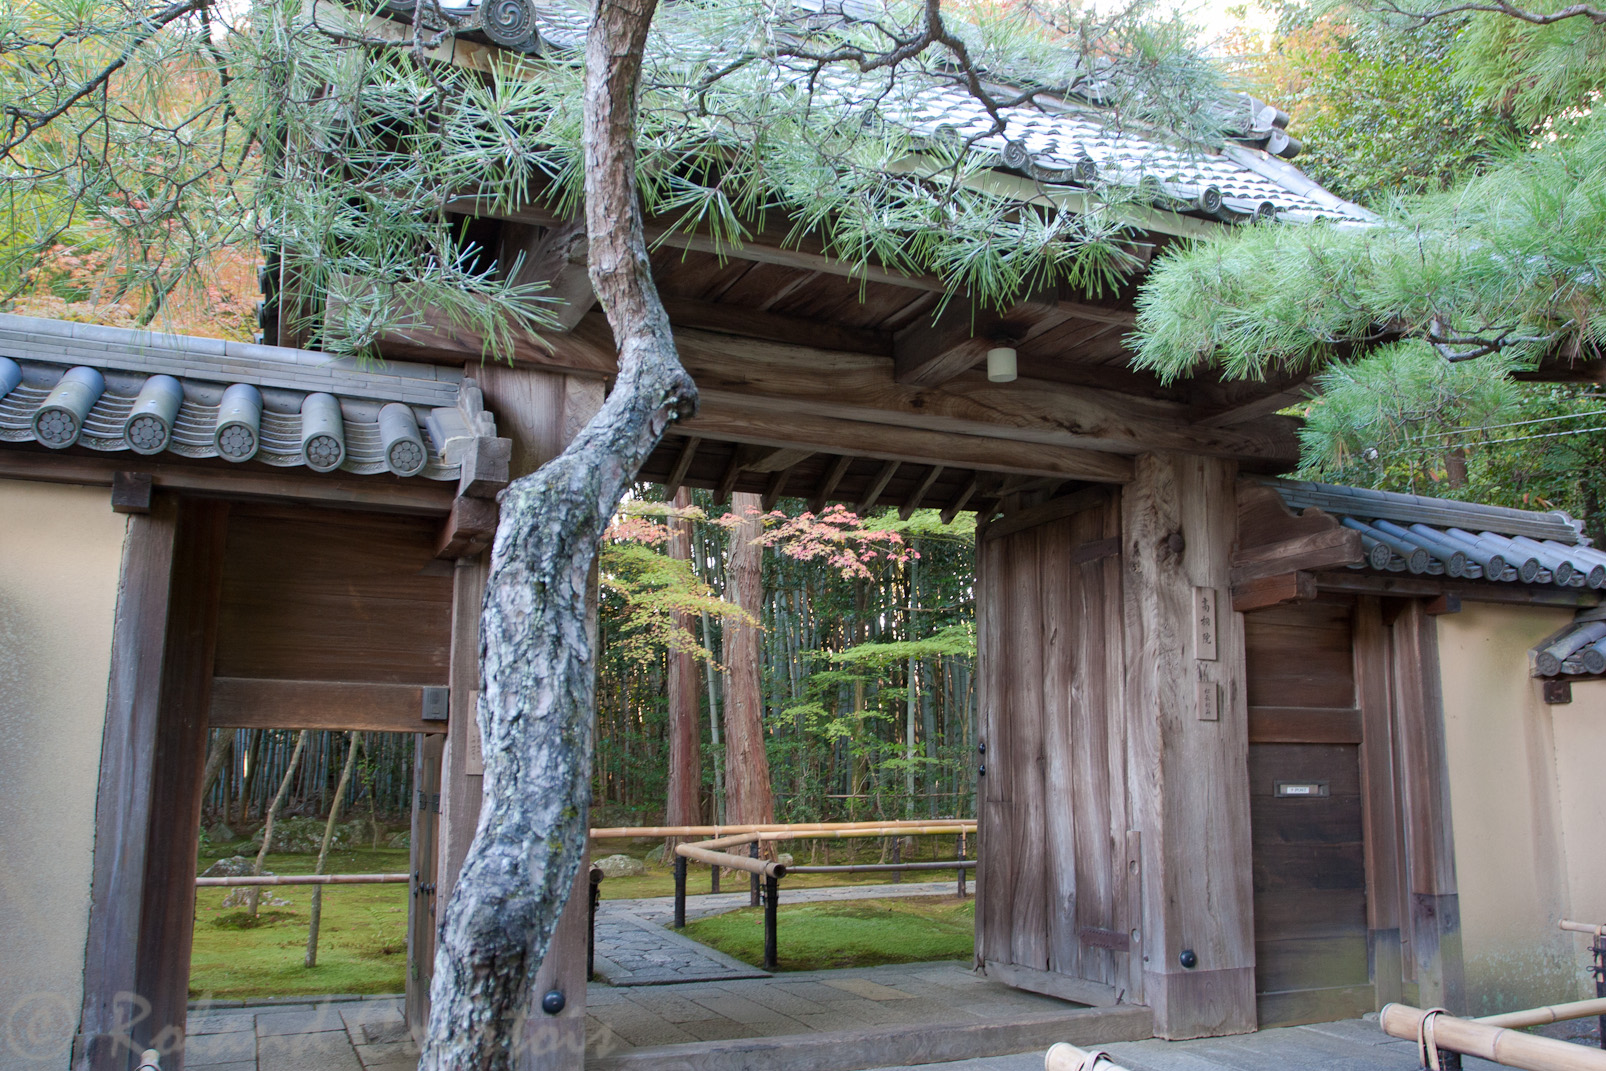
[195,873,409,887]
[1480,999,1606,1031]
[1381,1004,1606,1071]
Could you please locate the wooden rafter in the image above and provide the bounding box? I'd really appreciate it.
[664,436,701,496]
[810,455,854,514]
[900,464,944,519]
[857,460,900,514]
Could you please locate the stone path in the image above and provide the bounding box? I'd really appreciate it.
[592,880,954,986]
[183,996,414,1071]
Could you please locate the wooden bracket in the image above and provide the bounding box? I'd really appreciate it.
[457,436,512,499]
[1543,679,1573,705]
[1424,593,1462,616]
[1231,570,1316,613]
[111,471,153,514]
[434,496,499,560]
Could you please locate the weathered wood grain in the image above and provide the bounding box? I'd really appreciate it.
[77,502,174,1071]
[208,678,438,733]
[1121,452,1256,1039]
[407,731,444,1032]
[1353,596,1404,1006]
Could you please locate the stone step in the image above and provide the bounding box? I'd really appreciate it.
[585,1003,1153,1071]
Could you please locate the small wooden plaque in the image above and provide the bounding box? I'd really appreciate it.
[466,696,485,775]
[1197,679,1220,722]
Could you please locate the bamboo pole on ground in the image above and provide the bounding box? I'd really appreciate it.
[590,819,976,838]
[248,729,309,916]
[306,731,360,967]
[785,860,974,874]
[1380,1003,1606,1070]
[1044,1042,1132,1071]
[1562,921,1606,936]
[1479,999,1606,1030]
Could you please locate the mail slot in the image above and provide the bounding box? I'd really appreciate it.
[1275,781,1330,798]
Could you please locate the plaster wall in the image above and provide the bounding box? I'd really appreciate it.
[0,480,125,1069]
[1436,602,1604,1014]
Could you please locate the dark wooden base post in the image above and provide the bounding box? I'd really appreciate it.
[749,840,760,907]
[673,854,687,928]
[587,867,602,980]
[711,863,720,894]
[763,875,779,971]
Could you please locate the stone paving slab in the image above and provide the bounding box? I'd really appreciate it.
[178,996,413,1071]
[592,906,772,985]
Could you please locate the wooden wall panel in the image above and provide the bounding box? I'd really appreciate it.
[1244,601,1372,1029]
[1007,525,1049,971]
[213,505,452,685]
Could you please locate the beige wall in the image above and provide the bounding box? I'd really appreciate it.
[0,480,125,1069]
[1437,603,1606,1014]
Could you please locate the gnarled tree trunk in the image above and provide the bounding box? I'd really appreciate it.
[420,0,696,1063]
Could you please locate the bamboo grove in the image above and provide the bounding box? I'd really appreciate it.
[594,488,980,827]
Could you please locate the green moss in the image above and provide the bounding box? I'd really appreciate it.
[189,848,410,999]
[680,896,975,972]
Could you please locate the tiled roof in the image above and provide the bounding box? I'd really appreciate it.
[1532,609,1606,678]
[0,314,498,480]
[385,0,1375,228]
[1261,477,1606,590]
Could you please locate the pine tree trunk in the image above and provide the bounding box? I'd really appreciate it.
[420,0,696,1060]
[306,731,360,968]
[723,493,775,828]
[665,488,702,843]
[249,729,309,917]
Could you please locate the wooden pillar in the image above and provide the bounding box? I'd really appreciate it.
[76,497,226,1071]
[429,365,604,1066]
[77,501,177,1071]
[1355,596,1404,1007]
[1391,599,1465,1012]
[1121,453,1256,1039]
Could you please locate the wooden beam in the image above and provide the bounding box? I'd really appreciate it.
[900,464,944,519]
[1229,528,1364,586]
[809,455,853,514]
[1231,570,1316,612]
[111,470,153,514]
[744,446,815,473]
[376,309,1299,467]
[762,466,795,511]
[857,461,900,514]
[715,449,745,505]
[1355,595,1404,1007]
[981,486,1109,543]
[663,436,701,497]
[661,296,891,356]
[688,393,1135,484]
[434,495,499,559]
[456,436,512,499]
[210,677,441,733]
[0,447,455,515]
[503,220,596,332]
[1313,570,1604,608]
[941,474,979,525]
[983,960,1120,1009]
[893,288,1062,387]
[1248,705,1363,744]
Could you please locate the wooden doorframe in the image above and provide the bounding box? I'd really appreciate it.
[76,496,229,1071]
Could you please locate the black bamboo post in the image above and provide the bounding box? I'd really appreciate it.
[956,832,967,898]
[892,836,903,884]
[749,839,760,907]
[673,853,687,928]
[1593,931,1605,1049]
[587,867,602,979]
[763,874,779,971]
[711,860,720,894]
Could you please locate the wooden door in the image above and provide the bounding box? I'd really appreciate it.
[976,496,1132,1007]
[406,733,443,1033]
[1245,599,1374,1027]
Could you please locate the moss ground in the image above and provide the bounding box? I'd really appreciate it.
[189,845,410,1000]
[680,896,975,972]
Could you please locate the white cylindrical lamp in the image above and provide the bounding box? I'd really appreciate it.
[986,345,1017,383]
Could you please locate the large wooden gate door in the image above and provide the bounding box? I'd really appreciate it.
[1244,599,1373,1027]
[976,494,1134,1007]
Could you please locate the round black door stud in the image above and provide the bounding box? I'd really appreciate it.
[1179,949,1198,970]
[542,990,566,1014]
